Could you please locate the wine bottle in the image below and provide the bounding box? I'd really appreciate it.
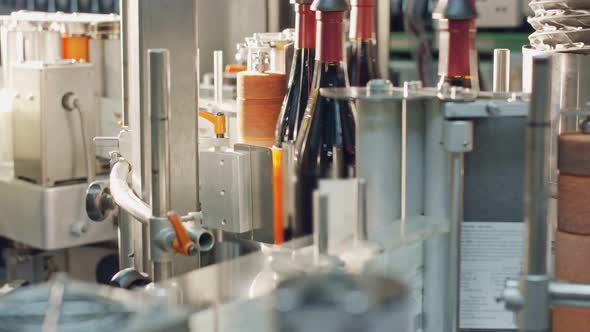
[275,0,317,147]
[437,0,478,90]
[273,0,316,243]
[348,0,379,87]
[293,0,356,237]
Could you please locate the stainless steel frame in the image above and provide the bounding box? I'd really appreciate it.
[500,53,590,332]
[121,0,199,273]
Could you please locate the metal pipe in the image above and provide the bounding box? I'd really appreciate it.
[313,191,329,261]
[447,151,464,332]
[213,50,223,108]
[117,214,135,269]
[524,54,552,276]
[550,281,590,308]
[148,49,172,217]
[493,49,511,93]
[153,261,173,282]
[375,0,390,79]
[185,222,215,252]
[355,178,368,243]
[109,160,152,224]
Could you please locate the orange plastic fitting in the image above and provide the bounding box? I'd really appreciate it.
[198,110,226,138]
[166,211,196,256]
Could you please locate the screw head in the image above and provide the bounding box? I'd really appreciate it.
[188,244,198,256]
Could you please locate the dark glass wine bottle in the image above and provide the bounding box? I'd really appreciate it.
[348,0,379,87]
[293,0,356,237]
[275,0,316,147]
[273,0,316,243]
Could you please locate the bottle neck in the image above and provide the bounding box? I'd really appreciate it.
[446,19,476,78]
[349,0,375,40]
[295,3,316,50]
[316,11,345,63]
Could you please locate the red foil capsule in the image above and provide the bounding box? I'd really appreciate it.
[296,3,316,49]
[316,11,345,63]
[349,0,375,40]
[447,19,475,78]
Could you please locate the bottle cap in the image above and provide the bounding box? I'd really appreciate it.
[445,0,477,20]
[311,0,350,12]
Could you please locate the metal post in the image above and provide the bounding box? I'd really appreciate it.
[493,49,510,93]
[375,0,390,79]
[313,191,329,261]
[525,54,551,277]
[149,49,172,216]
[153,259,173,282]
[213,50,223,108]
[355,178,368,243]
[517,54,553,332]
[148,48,173,282]
[443,119,473,332]
[447,152,464,332]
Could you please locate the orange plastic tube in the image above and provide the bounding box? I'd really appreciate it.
[62,35,90,62]
[272,147,284,244]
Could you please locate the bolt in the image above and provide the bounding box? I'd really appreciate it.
[188,245,198,256]
[580,118,590,134]
[486,102,501,116]
[367,79,394,94]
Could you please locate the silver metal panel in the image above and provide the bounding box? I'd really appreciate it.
[11,62,96,186]
[356,97,426,228]
[0,176,116,250]
[200,149,252,233]
[199,145,273,236]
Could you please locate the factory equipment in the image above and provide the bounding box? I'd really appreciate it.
[6,0,590,332]
[0,11,121,284]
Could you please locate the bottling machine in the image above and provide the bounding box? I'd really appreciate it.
[1,0,590,331]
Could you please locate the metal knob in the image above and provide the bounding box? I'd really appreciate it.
[85,181,117,222]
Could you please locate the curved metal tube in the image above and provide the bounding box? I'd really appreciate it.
[110,160,152,224]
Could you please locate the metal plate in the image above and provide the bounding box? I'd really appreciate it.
[320,87,437,101]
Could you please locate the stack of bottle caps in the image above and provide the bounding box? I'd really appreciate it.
[528,0,590,52]
[554,129,590,331]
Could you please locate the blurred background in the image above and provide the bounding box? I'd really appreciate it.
[0,0,119,14]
